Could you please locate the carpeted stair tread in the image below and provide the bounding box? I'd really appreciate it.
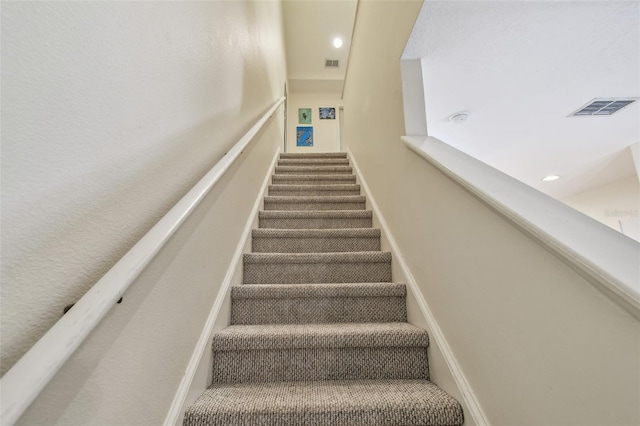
[232,282,405,299]
[272,174,357,185]
[252,228,380,253]
[268,184,361,196]
[244,251,390,264]
[243,251,392,284]
[252,228,380,238]
[184,379,464,426]
[280,152,347,159]
[275,165,353,175]
[211,322,428,351]
[264,195,366,211]
[210,324,429,384]
[278,158,350,166]
[259,210,373,229]
[231,283,407,325]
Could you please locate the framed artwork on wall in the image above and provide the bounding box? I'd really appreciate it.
[319,107,336,119]
[298,108,312,124]
[296,126,313,146]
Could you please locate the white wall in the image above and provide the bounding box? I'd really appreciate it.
[1,0,286,380]
[562,175,640,241]
[342,1,640,425]
[286,92,342,153]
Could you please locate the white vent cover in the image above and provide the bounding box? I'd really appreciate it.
[570,98,637,116]
[325,59,339,68]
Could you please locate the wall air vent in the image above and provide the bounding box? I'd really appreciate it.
[570,98,638,117]
[325,59,339,68]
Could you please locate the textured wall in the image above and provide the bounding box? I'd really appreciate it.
[343,1,639,425]
[1,0,286,376]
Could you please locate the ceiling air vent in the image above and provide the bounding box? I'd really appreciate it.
[325,59,339,68]
[570,98,637,117]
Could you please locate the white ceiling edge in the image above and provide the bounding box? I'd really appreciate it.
[404,0,640,200]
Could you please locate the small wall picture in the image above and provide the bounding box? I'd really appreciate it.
[298,108,312,124]
[319,107,336,120]
[296,126,313,146]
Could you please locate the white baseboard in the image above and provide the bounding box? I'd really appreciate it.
[347,148,490,426]
[163,149,280,426]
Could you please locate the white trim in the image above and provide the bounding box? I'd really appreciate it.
[0,98,285,426]
[347,148,490,426]
[163,150,279,426]
[402,135,640,319]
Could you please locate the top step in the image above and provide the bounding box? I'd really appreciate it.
[278,158,350,166]
[280,152,347,159]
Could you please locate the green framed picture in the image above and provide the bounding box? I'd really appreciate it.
[298,108,312,124]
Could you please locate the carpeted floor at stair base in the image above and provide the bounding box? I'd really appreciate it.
[184,152,464,426]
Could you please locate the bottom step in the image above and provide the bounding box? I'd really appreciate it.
[185,379,463,426]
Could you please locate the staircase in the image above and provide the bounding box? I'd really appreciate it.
[184,152,464,425]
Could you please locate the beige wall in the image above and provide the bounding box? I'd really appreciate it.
[563,175,640,239]
[343,1,640,425]
[3,0,287,423]
[1,1,286,376]
[17,130,282,425]
[286,92,342,153]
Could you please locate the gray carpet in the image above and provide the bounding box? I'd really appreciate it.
[264,194,367,211]
[252,228,381,253]
[274,165,353,174]
[185,152,464,425]
[277,158,351,166]
[259,210,373,229]
[272,174,357,185]
[231,283,406,324]
[268,184,361,196]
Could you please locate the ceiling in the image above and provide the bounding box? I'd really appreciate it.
[403,1,640,199]
[282,0,357,93]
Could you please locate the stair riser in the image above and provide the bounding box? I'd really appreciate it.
[252,237,380,253]
[272,176,356,185]
[212,347,428,384]
[243,262,392,284]
[275,167,353,175]
[268,188,361,196]
[264,201,366,211]
[231,297,407,324]
[280,153,347,159]
[186,406,449,426]
[185,380,463,426]
[259,216,373,229]
[278,159,350,166]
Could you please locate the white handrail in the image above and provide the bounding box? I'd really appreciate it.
[402,135,640,319]
[0,97,285,426]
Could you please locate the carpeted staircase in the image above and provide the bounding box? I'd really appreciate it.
[184,152,464,425]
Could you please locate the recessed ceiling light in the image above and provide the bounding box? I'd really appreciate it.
[333,37,343,48]
[542,175,560,182]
